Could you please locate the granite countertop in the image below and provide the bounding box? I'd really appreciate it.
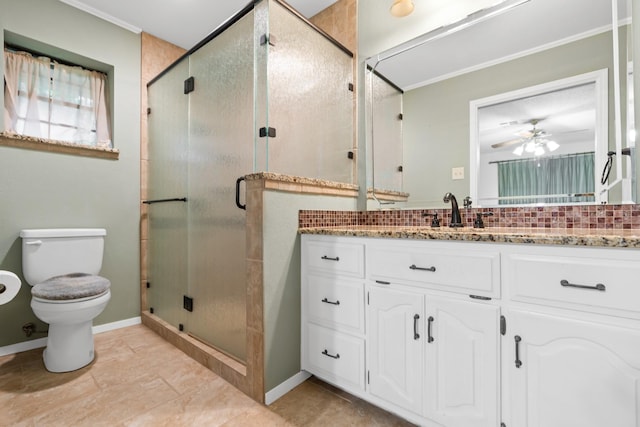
[299,226,640,248]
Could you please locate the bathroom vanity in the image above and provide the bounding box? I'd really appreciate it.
[300,228,640,427]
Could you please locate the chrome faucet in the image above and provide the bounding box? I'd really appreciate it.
[443,192,463,227]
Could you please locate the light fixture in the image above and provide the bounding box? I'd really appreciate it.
[512,138,560,157]
[390,0,414,17]
[546,140,559,152]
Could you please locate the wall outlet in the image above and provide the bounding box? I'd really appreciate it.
[451,167,464,180]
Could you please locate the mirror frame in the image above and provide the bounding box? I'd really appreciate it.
[469,69,610,207]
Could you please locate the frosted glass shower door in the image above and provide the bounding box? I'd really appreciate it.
[265,0,355,183]
[147,60,189,329]
[186,11,255,362]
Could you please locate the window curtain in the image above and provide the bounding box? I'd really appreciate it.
[498,152,595,204]
[3,49,111,147]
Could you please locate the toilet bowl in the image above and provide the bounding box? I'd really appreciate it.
[20,228,110,372]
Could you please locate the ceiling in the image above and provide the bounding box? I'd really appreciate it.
[59,0,338,49]
[374,0,631,90]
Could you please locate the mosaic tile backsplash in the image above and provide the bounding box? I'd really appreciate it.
[300,205,640,230]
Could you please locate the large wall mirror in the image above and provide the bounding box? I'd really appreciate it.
[364,0,637,209]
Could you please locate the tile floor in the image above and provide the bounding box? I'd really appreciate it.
[0,325,413,426]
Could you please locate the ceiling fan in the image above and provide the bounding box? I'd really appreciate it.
[491,118,560,156]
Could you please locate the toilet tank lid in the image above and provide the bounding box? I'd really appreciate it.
[20,228,107,238]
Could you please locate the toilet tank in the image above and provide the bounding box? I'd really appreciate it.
[20,228,106,286]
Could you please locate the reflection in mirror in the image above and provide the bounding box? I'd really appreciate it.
[471,70,608,206]
[367,72,403,203]
[365,0,636,209]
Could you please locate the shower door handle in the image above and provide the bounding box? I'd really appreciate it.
[235,177,246,210]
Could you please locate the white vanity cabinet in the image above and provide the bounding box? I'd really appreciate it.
[300,237,366,395]
[301,234,640,427]
[301,235,501,426]
[502,245,640,427]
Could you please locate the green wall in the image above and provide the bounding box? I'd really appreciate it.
[0,0,141,347]
[263,191,357,392]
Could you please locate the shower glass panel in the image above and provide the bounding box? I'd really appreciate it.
[265,0,354,183]
[147,60,189,329]
[186,12,255,362]
[146,0,356,369]
[368,73,403,192]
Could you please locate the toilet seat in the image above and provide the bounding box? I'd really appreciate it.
[31,273,110,302]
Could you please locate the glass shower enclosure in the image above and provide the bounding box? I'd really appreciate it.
[146,0,353,363]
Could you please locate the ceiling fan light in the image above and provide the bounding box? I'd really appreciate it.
[390,0,414,17]
[524,141,536,153]
[513,145,524,156]
[546,140,559,151]
[534,146,545,156]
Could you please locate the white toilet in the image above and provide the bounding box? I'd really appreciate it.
[20,228,111,372]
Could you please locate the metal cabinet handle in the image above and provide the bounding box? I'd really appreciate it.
[322,349,340,359]
[427,316,434,343]
[235,177,246,210]
[409,264,436,272]
[321,298,340,306]
[515,335,522,368]
[413,314,420,340]
[321,255,340,261]
[560,279,605,291]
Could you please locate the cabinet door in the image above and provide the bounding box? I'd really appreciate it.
[506,310,640,427]
[424,297,500,427]
[367,286,424,415]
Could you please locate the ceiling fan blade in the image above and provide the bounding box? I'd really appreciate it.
[491,137,523,149]
[516,130,534,138]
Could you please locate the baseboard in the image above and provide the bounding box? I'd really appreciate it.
[92,316,141,334]
[265,370,312,405]
[0,337,48,357]
[0,316,142,357]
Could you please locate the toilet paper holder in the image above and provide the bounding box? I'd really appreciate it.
[0,283,5,294]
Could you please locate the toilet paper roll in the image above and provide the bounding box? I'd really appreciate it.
[0,270,21,305]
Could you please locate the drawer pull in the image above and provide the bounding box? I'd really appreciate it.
[375,280,391,285]
[414,314,420,340]
[409,264,436,272]
[560,279,606,292]
[427,316,434,343]
[321,297,340,306]
[515,335,522,368]
[321,255,340,262]
[322,349,340,359]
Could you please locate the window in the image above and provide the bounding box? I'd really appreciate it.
[3,48,111,148]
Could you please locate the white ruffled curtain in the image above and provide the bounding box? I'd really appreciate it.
[3,49,111,147]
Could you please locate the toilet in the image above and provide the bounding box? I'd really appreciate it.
[20,228,111,372]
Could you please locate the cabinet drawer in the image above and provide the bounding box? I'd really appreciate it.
[506,253,640,317]
[306,275,364,334]
[368,243,500,297]
[304,240,364,278]
[304,323,365,391]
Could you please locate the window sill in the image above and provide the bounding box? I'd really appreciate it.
[0,132,119,160]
